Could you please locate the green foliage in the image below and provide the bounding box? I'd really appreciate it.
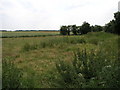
[2,57,23,88]
[56,60,76,83]
[114,12,120,35]
[60,25,78,35]
[98,64,120,88]
[67,25,71,35]
[59,12,120,35]
[80,22,91,34]
[91,25,103,32]
[104,20,115,33]
[71,25,78,35]
[56,48,120,88]
[60,26,68,35]
[104,11,120,35]
[60,22,92,35]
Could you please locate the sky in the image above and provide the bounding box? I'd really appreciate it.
[0,0,119,30]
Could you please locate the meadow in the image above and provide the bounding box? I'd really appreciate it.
[2,31,120,88]
[1,31,59,38]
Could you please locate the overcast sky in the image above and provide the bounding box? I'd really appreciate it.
[0,0,119,30]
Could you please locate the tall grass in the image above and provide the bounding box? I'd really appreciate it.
[2,57,23,88]
[2,32,119,88]
[21,36,86,52]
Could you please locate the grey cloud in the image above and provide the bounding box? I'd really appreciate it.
[0,0,119,30]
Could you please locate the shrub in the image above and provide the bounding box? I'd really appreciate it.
[56,48,120,88]
[56,59,85,88]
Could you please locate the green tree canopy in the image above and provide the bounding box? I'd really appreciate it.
[91,25,103,32]
[104,20,115,33]
[60,26,68,35]
[114,12,120,35]
[80,22,91,34]
[71,25,77,35]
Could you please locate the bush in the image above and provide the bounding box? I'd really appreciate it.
[2,57,23,88]
[56,59,85,88]
[56,48,120,88]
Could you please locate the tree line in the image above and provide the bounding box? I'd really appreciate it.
[104,12,120,35]
[60,12,120,35]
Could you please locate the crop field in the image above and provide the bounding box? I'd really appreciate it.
[2,32,120,88]
[1,31,59,38]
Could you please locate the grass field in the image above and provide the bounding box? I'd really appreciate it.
[2,32,120,88]
[1,31,59,38]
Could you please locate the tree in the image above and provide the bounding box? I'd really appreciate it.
[114,12,120,35]
[67,25,71,35]
[104,20,115,33]
[81,22,91,34]
[60,26,67,35]
[71,25,77,35]
[104,12,120,34]
[91,25,103,32]
[76,26,81,35]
